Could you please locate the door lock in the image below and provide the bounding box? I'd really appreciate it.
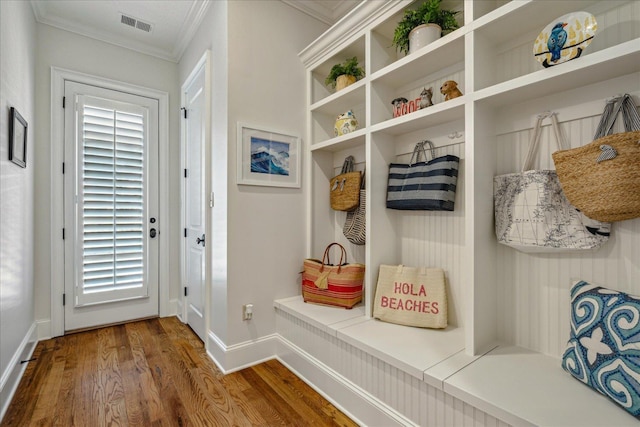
[150,228,157,238]
[196,234,205,247]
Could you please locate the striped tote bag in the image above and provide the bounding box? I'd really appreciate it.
[386,140,460,211]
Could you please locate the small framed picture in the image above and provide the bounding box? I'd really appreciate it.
[9,107,27,168]
[237,123,301,188]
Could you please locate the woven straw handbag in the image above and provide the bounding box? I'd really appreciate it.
[301,243,364,309]
[553,94,640,222]
[330,156,361,211]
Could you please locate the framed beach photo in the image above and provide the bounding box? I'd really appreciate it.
[237,123,301,188]
[9,107,27,168]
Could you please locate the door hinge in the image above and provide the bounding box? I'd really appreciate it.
[62,293,66,306]
[62,162,65,174]
[62,228,65,240]
[63,96,66,109]
[184,286,188,297]
[181,107,187,119]
[184,228,187,238]
[184,168,188,178]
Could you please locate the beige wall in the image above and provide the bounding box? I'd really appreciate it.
[178,0,328,346]
[0,0,37,416]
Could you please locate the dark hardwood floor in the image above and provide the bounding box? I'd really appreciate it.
[1,317,357,427]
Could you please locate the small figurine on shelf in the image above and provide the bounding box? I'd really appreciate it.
[419,87,434,109]
[440,80,462,101]
[391,97,408,118]
[334,110,358,136]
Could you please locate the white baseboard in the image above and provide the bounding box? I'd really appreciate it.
[0,322,38,422]
[206,331,278,374]
[36,319,51,341]
[276,336,417,427]
[168,298,179,317]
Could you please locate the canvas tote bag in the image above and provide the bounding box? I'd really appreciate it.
[373,264,447,329]
[553,93,640,222]
[386,140,460,211]
[342,172,366,245]
[494,112,610,252]
[302,243,364,309]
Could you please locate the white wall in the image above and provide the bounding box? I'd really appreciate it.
[0,0,37,416]
[33,24,180,330]
[179,0,327,353]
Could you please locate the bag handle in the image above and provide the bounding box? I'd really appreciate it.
[320,243,347,273]
[522,111,567,172]
[594,94,640,139]
[409,140,437,166]
[341,156,355,174]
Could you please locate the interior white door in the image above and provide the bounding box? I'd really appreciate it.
[183,58,207,341]
[63,81,159,331]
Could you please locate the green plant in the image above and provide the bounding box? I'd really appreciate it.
[324,57,365,88]
[392,0,459,55]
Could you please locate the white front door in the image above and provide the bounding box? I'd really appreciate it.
[63,81,159,331]
[182,54,209,341]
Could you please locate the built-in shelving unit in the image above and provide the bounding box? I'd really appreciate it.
[276,1,640,425]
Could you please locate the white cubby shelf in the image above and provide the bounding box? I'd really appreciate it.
[282,0,640,425]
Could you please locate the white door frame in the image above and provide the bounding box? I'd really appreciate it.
[180,50,212,341]
[50,67,170,337]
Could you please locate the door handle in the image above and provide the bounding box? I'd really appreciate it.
[196,234,205,247]
[150,228,157,238]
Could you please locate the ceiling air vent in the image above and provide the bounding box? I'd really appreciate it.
[135,20,152,33]
[120,13,153,33]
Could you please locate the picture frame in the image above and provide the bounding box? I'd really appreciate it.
[9,107,27,168]
[237,123,301,188]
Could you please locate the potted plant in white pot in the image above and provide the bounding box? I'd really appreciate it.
[325,57,365,92]
[393,0,459,55]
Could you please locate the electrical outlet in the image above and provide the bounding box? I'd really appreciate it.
[243,303,253,320]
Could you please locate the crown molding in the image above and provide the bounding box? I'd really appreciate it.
[172,0,211,62]
[281,0,335,25]
[298,0,408,69]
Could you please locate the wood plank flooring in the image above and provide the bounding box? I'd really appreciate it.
[1,317,358,427]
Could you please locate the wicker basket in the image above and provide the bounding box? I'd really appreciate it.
[330,156,361,211]
[553,130,640,222]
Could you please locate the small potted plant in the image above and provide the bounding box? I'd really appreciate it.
[392,0,459,55]
[325,57,365,92]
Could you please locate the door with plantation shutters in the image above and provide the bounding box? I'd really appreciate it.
[63,81,159,331]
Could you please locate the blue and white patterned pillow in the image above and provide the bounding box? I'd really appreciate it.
[562,280,640,417]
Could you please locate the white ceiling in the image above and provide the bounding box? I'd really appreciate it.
[30,0,362,63]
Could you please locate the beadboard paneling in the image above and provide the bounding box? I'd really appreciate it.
[495,106,640,358]
[276,308,512,427]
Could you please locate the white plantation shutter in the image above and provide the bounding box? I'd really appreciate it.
[76,97,148,306]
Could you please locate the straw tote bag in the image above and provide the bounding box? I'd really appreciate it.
[494,112,610,252]
[342,172,366,245]
[302,243,364,309]
[386,140,460,211]
[553,94,640,222]
[330,156,361,211]
[373,264,447,329]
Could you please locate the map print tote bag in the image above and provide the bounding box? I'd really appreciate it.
[494,112,610,252]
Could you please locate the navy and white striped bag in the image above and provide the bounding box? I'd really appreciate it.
[386,141,459,211]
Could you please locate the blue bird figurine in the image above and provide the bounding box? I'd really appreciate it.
[547,22,568,63]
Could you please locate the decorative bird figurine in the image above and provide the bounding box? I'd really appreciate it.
[547,22,568,63]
